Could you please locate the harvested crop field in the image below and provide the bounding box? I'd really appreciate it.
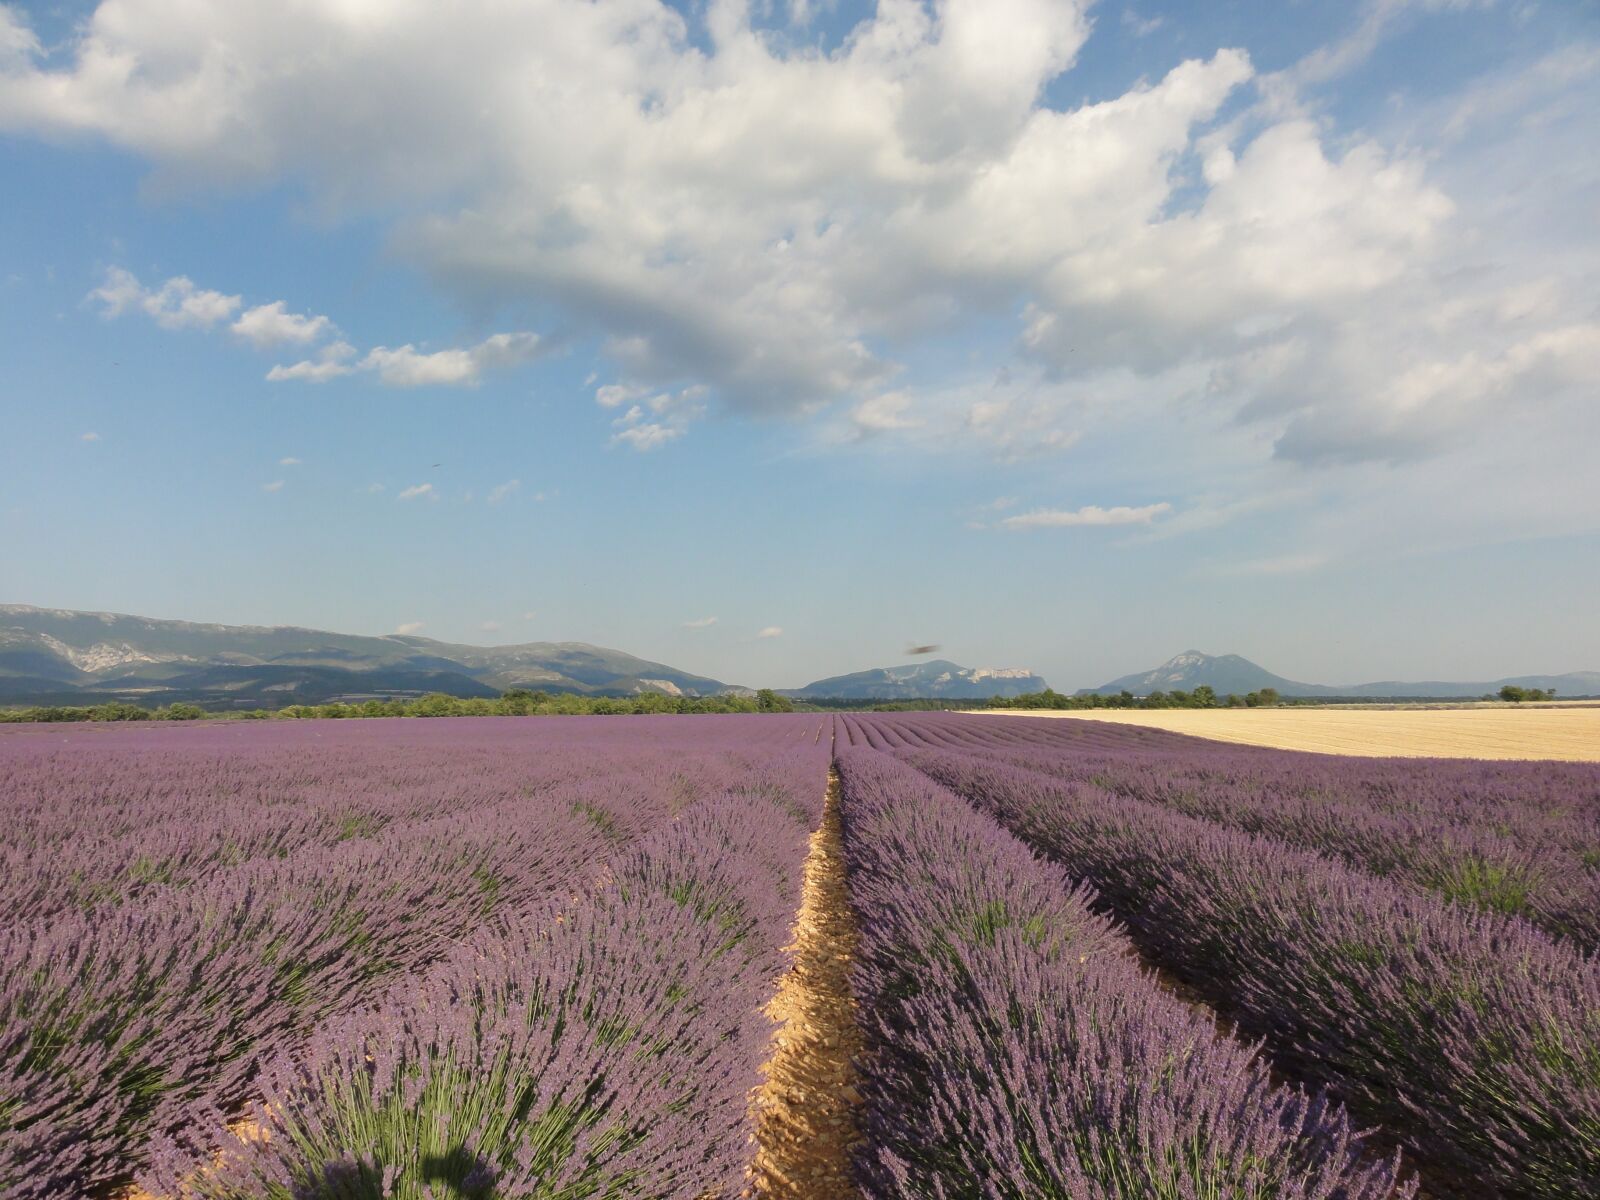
[971,703,1600,760]
[4,712,1597,1199]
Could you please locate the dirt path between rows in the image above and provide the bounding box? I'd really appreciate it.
[749,769,863,1199]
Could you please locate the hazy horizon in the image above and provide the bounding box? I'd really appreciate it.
[3,1,1597,691]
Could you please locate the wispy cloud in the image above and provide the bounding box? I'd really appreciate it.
[261,479,285,493]
[487,479,520,505]
[603,384,707,451]
[756,626,784,639]
[87,266,543,391]
[684,616,718,629]
[1000,503,1172,530]
[1211,552,1330,577]
[394,621,425,635]
[80,431,101,442]
[266,341,355,382]
[357,332,544,387]
[278,456,302,466]
[522,610,538,621]
[850,390,920,436]
[366,483,385,494]
[479,620,502,632]
[396,483,437,501]
[1122,7,1165,37]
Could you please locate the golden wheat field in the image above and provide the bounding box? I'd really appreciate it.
[974,704,1600,761]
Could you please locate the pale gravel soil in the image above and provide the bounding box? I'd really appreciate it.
[749,769,864,1199]
[973,705,1600,760]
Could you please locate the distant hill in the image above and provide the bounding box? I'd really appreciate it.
[1081,651,1600,699]
[785,659,1048,700]
[0,605,744,708]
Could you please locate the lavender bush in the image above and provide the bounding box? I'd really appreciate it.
[0,716,831,1198]
[142,780,825,1198]
[888,734,1600,1199]
[834,746,1409,1200]
[842,711,1600,951]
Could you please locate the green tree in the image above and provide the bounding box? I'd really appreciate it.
[498,688,537,716]
[756,688,794,712]
[410,692,463,717]
[155,702,207,721]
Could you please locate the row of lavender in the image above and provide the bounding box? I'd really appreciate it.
[0,718,801,921]
[861,711,1600,950]
[144,746,829,1198]
[846,713,1600,1198]
[0,716,831,1198]
[833,744,1409,1199]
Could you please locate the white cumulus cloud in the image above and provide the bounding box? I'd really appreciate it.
[11,0,1595,502]
[232,301,334,348]
[396,482,437,501]
[486,479,520,505]
[261,479,285,493]
[683,616,718,629]
[756,626,784,639]
[89,267,240,330]
[394,621,425,635]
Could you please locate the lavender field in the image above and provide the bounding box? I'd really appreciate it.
[1,714,1595,1199]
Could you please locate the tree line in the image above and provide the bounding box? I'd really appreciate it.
[0,688,800,723]
[990,686,1281,710]
[2,682,1567,723]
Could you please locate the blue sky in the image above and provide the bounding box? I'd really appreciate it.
[1,0,1596,690]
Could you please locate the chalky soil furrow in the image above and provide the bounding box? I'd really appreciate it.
[751,769,864,1199]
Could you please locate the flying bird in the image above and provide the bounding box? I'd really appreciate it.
[905,643,940,656]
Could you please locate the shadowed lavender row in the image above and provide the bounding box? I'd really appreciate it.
[891,738,1600,1199]
[833,745,1409,1199]
[0,716,830,1198]
[141,763,827,1199]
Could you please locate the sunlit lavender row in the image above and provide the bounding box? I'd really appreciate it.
[0,716,831,1198]
[854,710,1600,950]
[844,713,1599,1198]
[833,743,1409,1199]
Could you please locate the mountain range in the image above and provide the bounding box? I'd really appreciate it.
[0,605,741,707]
[5,607,1591,709]
[0,605,1053,708]
[1083,651,1600,699]
[780,660,1048,701]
